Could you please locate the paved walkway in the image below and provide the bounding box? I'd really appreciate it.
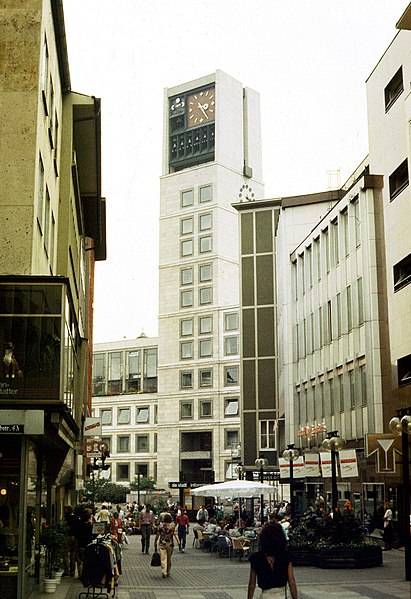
[31,531,411,599]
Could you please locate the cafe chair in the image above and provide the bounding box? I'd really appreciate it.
[232,537,250,561]
[196,530,204,550]
[217,535,232,558]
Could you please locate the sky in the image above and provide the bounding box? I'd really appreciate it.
[63,0,407,343]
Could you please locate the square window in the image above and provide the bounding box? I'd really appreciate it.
[199,316,212,334]
[225,312,238,331]
[181,217,193,235]
[199,185,212,203]
[181,239,193,257]
[199,286,212,305]
[135,463,148,478]
[118,408,130,425]
[136,435,149,452]
[225,429,239,449]
[181,189,194,207]
[225,398,238,416]
[180,341,193,360]
[199,369,212,387]
[181,289,193,307]
[101,409,112,425]
[181,267,193,286]
[199,338,212,358]
[199,213,212,231]
[136,407,149,423]
[117,463,129,481]
[199,235,212,253]
[224,336,238,356]
[225,366,239,386]
[180,318,193,336]
[180,401,193,419]
[199,264,212,282]
[200,400,212,418]
[118,435,130,452]
[180,371,193,389]
[101,436,111,451]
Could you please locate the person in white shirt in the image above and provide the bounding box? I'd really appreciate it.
[196,506,209,522]
[382,501,394,550]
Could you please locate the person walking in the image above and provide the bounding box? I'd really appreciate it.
[382,501,394,551]
[62,505,78,576]
[96,504,110,532]
[74,508,94,578]
[176,509,190,552]
[138,504,155,554]
[247,522,298,599]
[154,513,180,578]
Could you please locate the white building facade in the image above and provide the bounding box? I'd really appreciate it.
[156,71,264,500]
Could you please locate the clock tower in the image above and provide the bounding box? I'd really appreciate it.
[157,71,264,499]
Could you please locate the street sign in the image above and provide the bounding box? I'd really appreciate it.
[84,417,102,437]
[169,481,207,489]
[0,424,24,434]
[82,439,108,457]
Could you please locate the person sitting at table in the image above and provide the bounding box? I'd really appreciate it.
[234,517,246,532]
[193,519,205,534]
[205,518,218,535]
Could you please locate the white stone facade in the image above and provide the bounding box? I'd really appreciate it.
[157,71,264,492]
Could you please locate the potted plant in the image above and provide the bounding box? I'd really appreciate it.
[288,509,382,568]
[40,521,69,592]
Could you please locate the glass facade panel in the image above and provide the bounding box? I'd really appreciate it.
[144,348,157,392]
[0,283,65,404]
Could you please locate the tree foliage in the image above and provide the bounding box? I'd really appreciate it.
[129,476,156,491]
[81,479,128,504]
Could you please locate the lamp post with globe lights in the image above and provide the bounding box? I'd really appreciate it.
[388,409,411,581]
[282,444,299,517]
[255,457,269,524]
[321,431,344,513]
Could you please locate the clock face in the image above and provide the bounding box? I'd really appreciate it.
[187,87,215,128]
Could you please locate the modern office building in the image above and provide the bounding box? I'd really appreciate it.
[235,10,411,524]
[0,1,106,596]
[91,335,159,484]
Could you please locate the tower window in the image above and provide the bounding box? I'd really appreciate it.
[389,159,409,201]
[384,66,404,111]
[394,253,411,292]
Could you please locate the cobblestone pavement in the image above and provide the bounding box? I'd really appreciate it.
[31,531,411,599]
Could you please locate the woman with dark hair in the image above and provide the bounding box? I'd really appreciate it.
[247,522,298,599]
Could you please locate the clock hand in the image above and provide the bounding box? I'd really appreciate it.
[197,102,209,119]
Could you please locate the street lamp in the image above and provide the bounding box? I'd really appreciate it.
[282,444,299,517]
[255,457,269,524]
[321,431,344,513]
[388,409,411,581]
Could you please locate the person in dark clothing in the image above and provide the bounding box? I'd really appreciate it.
[75,508,94,577]
[62,505,78,576]
[247,522,298,599]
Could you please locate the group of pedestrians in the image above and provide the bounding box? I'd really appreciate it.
[61,501,129,578]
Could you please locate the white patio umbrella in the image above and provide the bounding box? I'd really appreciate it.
[190,479,273,498]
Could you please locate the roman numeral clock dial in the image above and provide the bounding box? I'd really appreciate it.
[187,87,215,127]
